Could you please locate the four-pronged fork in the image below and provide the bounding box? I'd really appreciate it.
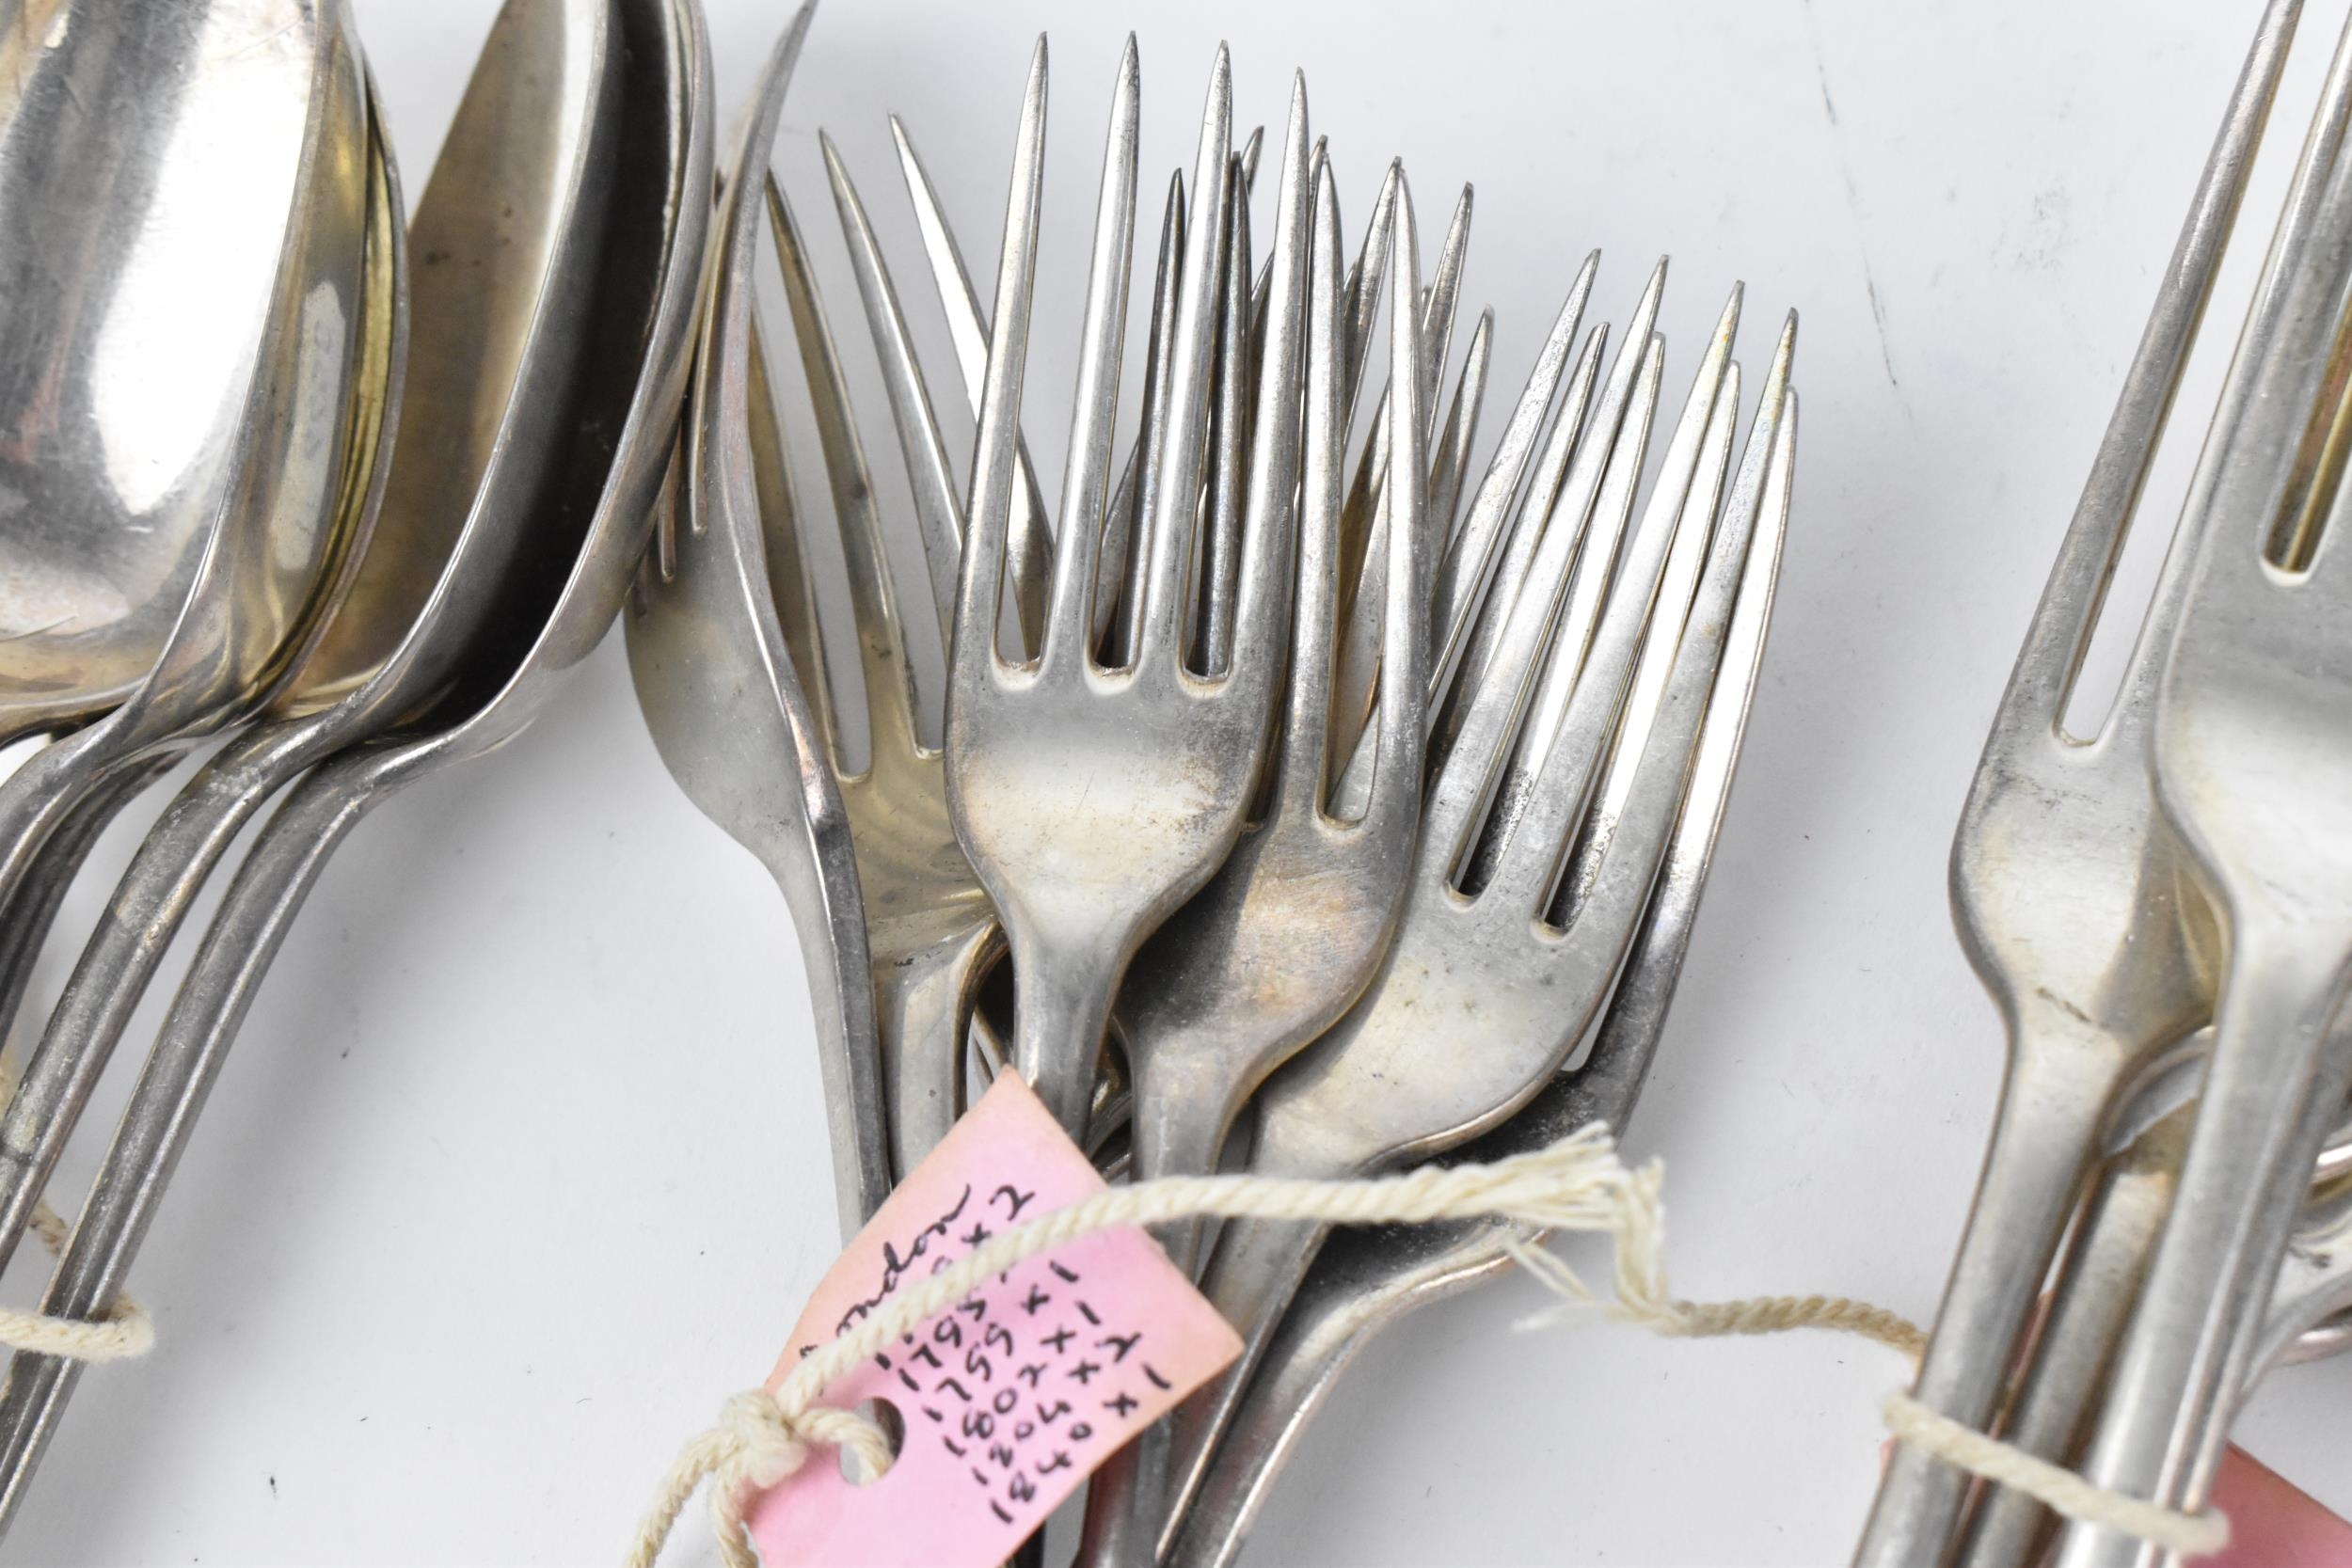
[944,40,1303,1141]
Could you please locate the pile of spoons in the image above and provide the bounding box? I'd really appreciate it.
[0,0,708,1527]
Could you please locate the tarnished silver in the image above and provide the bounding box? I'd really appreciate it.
[1073,129,1437,1568]
[0,0,710,1524]
[2052,8,2352,1553]
[1163,352,1794,1568]
[1957,1058,2352,1568]
[0,0,645,1306]
[628,3,895,1236]
[944,40,1300,1139]
[1853,7,2303,1559]
[0,0,385,1010]
[1159,284,1792,1558]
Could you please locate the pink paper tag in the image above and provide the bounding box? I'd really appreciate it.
[745,1074,1242,1568]
[2210,1447,2352,1568]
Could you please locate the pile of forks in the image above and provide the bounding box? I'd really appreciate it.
[629,8,1797,1563]
[1856,3,2352,1565]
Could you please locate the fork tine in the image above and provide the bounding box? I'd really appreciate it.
[1433,260,1665,755]
[822,133,966,654]
[1042,35,1141,674]
[1271,157,1347,820]
[1335,184,1471,629]
[1221,71,1312,697]
[1099,170,1187,665]
[1491,316,1789,920]
[1426,256,1599,699]
[746,308,843,769]
[1514,282,1740,779]
[1554,356,1740,920]
[1430,308,1494,541]
[1362,168,1433,828]
[1194,153,1253,675]
[888,114,1055,653]
[1461,331,1667,895]
[1343,161,1401,410]
[952,36,1048,686]
[1239,122,1263,189]
[1329,186,1472,738]
[1422,332,1661,877]
[1983,0,2300,743]
[767,174,924,756]
[1135,45,1233,671]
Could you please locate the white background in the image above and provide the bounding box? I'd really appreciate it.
[11,1,2352,1563]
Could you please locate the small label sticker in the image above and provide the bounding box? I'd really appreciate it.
[745,1074,1242,1568]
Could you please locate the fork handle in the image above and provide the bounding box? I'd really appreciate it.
[1855,1015,2124,1568]
[1163,1215,1513,1568]
[1952,1109,2185,1568]
[2056,927,2352,1568]
[1005,929,1124,1140]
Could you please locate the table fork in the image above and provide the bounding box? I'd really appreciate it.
[945,40,1300,1139]
[1159,285,1789,1556]
[1162,356,1792,1568]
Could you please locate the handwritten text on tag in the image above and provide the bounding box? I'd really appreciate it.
[745,1074,1241,1568]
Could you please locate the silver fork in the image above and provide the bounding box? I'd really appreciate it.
[1852,6,2304,1557]
[1118,99,1428,1279]
[1158,284,1788,1558]
[2051,21,2352,1555]
[1162,353,1794,1568]
[1073,129,1438,1568]
[945,40,1301,1139]
[755,118,1076,1181]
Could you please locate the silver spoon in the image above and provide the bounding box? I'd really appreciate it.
[0,0,710,1520]
[0,0,641,1303]
[0,0,383,970]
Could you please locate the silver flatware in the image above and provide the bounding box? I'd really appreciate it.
[1159,279,1788,1559]
[628,2,894,1234]
[1853,6,2303,1557]
[0,0,710,1522]
[1164,350,1793,1568]
[944,40,1300,1139]
[0,0,384,1018]
[2054,11,2352,1549]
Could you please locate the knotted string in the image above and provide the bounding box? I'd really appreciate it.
[628,1123,2231,1566]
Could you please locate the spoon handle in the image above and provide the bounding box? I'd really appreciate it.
[0,753,175,1045]
[0,747,393,1529]
[0,720,341,1290]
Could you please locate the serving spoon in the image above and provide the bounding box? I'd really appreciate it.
[0,0,711,1520]
[0,0,384,970]
[0,0,642,1299]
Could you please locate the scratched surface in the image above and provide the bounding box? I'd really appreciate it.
[747,1077,1239,1567]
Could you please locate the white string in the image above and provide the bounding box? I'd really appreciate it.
[626,1122,2233,1567]
[0,1050,152,1363]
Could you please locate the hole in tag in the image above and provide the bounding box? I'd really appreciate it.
[840,1397,906,1486]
